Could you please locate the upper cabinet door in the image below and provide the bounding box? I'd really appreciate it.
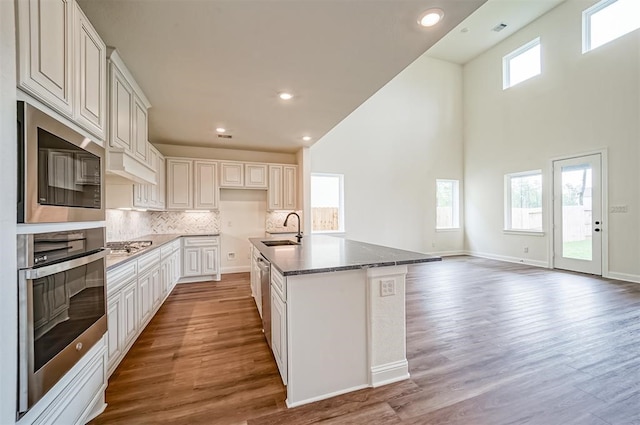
[268,165,283,210]
[74,4,106,141]
[17,0,74,116]
[245,164,268,189]
[166,159,193,210]
[132,95,148,162]
[194,161,219,210]
[220,162,244,188]
[283,166,297,210]
[109,66,133,152]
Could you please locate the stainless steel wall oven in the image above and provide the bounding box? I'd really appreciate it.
[17,227,108,417]
[17,101,105,224]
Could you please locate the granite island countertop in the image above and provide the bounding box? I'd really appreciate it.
[106,233,220,270]
[250,234,441,276]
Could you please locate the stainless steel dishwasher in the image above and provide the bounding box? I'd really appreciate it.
[256,255,272,348]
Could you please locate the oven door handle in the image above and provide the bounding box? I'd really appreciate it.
[21,249,108,280]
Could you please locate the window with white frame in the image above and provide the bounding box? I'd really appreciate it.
[505,171,543,232]
[583,0,640,53]
[502,38,541,89]
[311,173,344,233]
[436,179,460,229]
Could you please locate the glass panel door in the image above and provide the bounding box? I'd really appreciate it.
[553,154,602,274]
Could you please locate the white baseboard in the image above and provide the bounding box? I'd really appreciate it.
[221,266,250,274]
[426,250,466,257]
[285,383,369,408]
[177,275,219,284]
[465,250,549,269]
[606,271,640,284]
[370,360,410,387]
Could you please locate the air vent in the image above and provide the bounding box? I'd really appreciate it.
[217,134,232,139]
[492,23,507,32]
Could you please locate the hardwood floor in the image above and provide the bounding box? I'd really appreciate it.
[90,257,640,424]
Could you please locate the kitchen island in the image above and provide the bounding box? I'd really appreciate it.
[250,235,440,407]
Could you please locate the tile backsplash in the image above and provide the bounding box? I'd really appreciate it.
[107,209,302,241]
[106,209,220,241]
[265,210,303,233]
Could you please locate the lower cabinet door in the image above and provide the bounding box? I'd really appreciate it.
[151,267,162,310]
[202,246,218,275]
[271,289,287,385]
[182,247,202,277]
[122,279,138,346]
[138,271,153,325]
[106,294,122,371]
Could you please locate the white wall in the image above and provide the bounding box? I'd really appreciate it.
[0,0,17,420]
[463,0,640,279]
[310,55,464,254]
[219,189,267,273]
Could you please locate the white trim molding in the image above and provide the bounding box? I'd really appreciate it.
[465,251,550,269]
[371,360,410,387]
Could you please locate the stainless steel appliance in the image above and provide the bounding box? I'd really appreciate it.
[17,227,108,417]
[256,255,272,348]
[17,101,105,224]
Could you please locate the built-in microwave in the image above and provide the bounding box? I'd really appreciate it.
[17,102,105,223]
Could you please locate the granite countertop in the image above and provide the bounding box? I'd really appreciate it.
[250,235,441,276]
[106,233,220,270]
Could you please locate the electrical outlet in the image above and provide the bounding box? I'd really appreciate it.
[523,247,529,253]
[380,279,396,297]
[227,252,236,260]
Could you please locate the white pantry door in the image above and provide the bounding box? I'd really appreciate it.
[553,154,602,275]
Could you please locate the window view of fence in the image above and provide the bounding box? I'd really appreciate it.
[311,174,344,232]
[506,171,542,231]
[436,179,459,229]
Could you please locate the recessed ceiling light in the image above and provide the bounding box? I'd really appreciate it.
[418,9,444,27]
[279,92,293,100]
[216,127,226,133]
[302,136,312,142]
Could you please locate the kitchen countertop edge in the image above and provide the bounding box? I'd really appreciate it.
[106,233,220,271]
[250,235,441,277]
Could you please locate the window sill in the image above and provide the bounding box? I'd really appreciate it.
[503,230,545,237]
[436,228,462,232]
[312,231,346,235]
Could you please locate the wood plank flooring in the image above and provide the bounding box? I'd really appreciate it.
[90,257,640,424]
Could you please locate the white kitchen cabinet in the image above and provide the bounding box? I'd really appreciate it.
[194,161,219,210]
[220,162,244,188]
[167,158,219,211]
[181,236,221,282]
[132,96,148,162]
[245,163,268,189]
[16,0,108,142]
[106,293,122,373]
[122,279,138,347]
[268,164,298,211]
[106,49,154,184]
[271,286,287,385]
[74,3,106,140]
[16,0,74,117]
[133,145,164,210]
[137,271,153,326]
[250,246,262,317]
[109,65,133,152]
[283,165,297,210]
[166,158,194,209]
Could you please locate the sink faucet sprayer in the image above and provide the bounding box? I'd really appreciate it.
[283,212,302,242]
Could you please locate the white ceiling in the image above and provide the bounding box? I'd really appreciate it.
[76,0,564,154]
[427,0,567,64]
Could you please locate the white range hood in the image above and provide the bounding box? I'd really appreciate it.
[106,148,156,185]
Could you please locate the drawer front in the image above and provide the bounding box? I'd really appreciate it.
[107,261,136,295]
[182,236,219,247]
[270,267,286,300]
[160,242,175,259]
[137,249,161,273]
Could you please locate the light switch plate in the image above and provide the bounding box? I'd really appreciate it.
[610,205,628,213]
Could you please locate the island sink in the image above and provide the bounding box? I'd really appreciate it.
[261,240,300,246]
